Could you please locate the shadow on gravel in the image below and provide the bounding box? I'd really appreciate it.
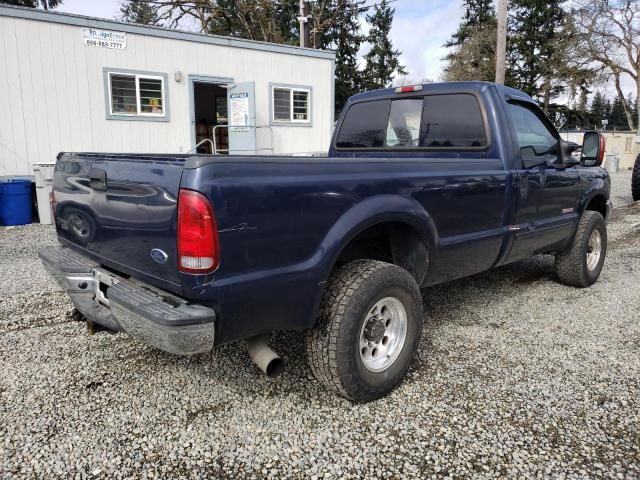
[80,328,326,403]
[76,253,566,403]
[420,254,556,328]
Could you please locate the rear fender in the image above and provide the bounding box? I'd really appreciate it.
[315,194,437,284]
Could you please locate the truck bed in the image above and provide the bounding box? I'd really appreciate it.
[53,151,510,343]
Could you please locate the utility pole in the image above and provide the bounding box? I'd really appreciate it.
[298,0,310,48]
[495,0,508,84]
[303,2,311,48]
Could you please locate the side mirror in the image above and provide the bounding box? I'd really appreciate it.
[581,131,605,167]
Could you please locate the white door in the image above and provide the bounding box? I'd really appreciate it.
[227,82,256,154]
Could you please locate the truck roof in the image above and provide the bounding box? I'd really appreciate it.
[348,81,533,103]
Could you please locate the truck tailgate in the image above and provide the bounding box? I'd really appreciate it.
[53,153,185,288]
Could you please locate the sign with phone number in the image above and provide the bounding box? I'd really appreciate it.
[82,27,126,49]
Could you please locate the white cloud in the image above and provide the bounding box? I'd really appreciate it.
[56,0,120,20]
[390,1,464,81]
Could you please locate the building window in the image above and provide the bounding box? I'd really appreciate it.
[104,69,169,121]
[271,85,311,124]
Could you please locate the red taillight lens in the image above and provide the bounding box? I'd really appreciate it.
[177,189,220,274]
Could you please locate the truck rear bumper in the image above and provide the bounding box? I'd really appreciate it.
[38,245,216,356]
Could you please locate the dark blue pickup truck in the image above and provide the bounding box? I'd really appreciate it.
[40,81,611,401]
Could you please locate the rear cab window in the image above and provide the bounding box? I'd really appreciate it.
[335,101,387,148]
[335,92,488,151]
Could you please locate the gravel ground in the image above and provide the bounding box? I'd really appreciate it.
[609,171,634,207]
[1,175,639,479]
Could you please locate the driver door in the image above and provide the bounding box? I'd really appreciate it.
[507,101,580,261]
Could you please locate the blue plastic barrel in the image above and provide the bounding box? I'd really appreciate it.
[0,179,33,226]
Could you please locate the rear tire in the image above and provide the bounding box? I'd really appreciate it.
[555,211,607,288]
[632,153,640,201]
[306,260,423,402]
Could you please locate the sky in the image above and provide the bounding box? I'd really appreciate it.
[56,0,633,100]
[56,0,463,82]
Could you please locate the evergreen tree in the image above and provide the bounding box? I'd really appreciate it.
[590,92,606,128]
[442,0,496,81]
[508,0,563,98]
[576,89,588,115]
[274,0,300,45]
[604,98,612,127]
[0,0,61,8]
[574,89,590,129]
[507,0,595,113]
[119,0,160,25]
[442,23,496,82]
[362,0,406,90]
[331,0,365,115]
[445,0,495,48]
[610,96,627,130]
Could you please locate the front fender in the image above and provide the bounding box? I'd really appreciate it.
[577,175,610,215]
[315,194,438,283]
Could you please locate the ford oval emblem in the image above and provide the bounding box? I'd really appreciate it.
[150,248,168,264]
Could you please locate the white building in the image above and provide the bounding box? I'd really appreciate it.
[561,130,640,170]
[0,5,335,177]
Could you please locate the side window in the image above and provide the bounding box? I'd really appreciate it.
[420,94,486,147]
[385,99,423,147]
[336,100,388,148]
[507,102,560,164]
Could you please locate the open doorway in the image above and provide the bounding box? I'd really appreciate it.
[191,79,230,154]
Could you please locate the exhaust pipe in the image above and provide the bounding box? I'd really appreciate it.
[247,334,285,378]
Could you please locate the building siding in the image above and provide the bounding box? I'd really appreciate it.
[0,12,334,176]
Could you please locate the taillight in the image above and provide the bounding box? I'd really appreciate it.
[177,189,220,274]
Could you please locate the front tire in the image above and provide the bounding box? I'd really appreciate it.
[306,260,423,402]
[555,211,607,287]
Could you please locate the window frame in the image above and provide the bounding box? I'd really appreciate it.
[103,68,170,122]
[333,90,491,152]
[269,83,312,127]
